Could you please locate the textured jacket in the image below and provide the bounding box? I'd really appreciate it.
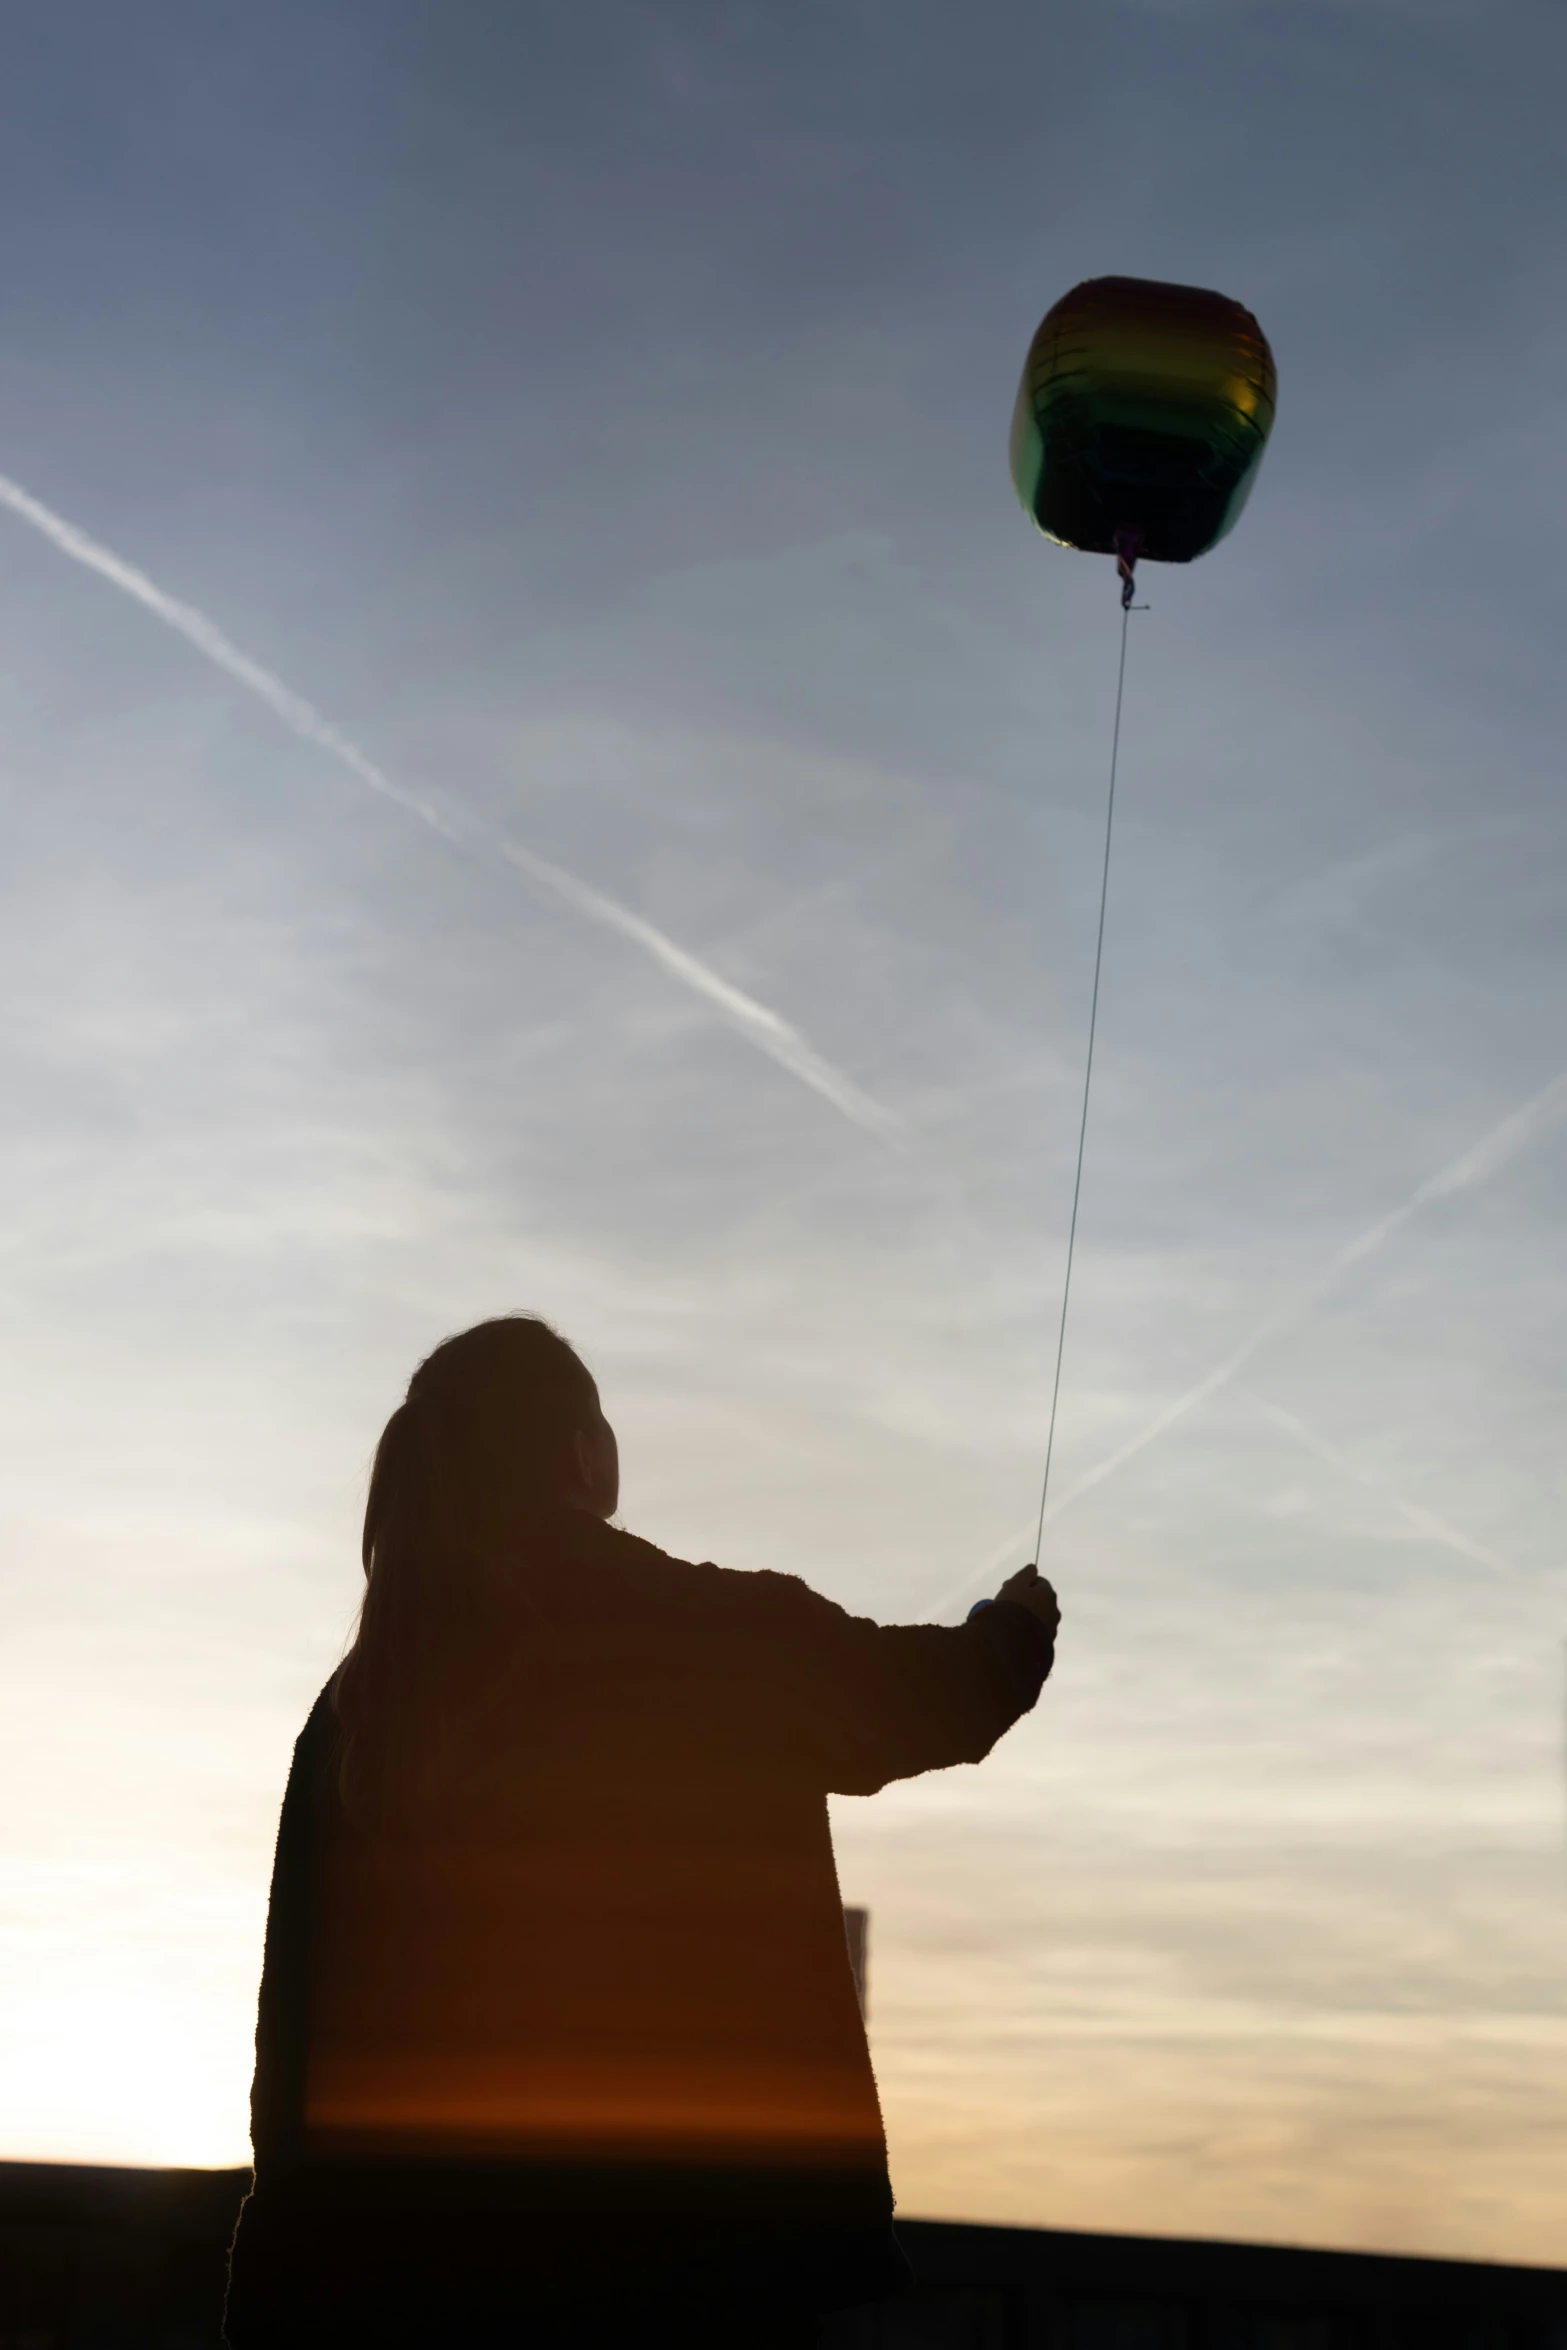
[227,1515,1051,2341]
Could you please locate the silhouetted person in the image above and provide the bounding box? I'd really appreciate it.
[225,1316,1059,2348]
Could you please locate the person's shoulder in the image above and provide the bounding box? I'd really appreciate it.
[297,1675,340,1751]
[595,1523,830,1619]
[272,1676,343,1816]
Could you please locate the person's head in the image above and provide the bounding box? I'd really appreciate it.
[364,1316,618,1571]
[337,1315,616,1816]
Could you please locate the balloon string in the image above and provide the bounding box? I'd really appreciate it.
[1033,599,1134,1561]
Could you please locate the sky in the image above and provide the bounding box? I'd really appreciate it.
[0,0,1564,2269]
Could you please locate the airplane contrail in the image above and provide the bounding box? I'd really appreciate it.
[926,1064,1567,1614]
[922,1516,1037,1622]
[1246,1391,1512,1577]
[1038,1066,1567,1527]
[0,471,898,1142]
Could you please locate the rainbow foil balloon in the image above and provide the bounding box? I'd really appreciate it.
[1010,276,1276,602]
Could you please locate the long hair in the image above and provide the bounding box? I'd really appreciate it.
[334,1316,601,1824]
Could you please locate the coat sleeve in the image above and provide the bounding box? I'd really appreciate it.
[722,1575,1054,1796]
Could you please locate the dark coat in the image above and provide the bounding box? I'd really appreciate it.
[226,1515,1051,2345]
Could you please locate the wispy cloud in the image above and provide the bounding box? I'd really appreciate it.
[0,472,898,1142]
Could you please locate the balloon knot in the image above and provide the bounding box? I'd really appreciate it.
[1113,530,1141,610]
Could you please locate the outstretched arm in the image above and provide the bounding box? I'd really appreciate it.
[733,1565,1060,1797]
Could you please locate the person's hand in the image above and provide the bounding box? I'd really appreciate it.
[995,1563,1060,1652]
